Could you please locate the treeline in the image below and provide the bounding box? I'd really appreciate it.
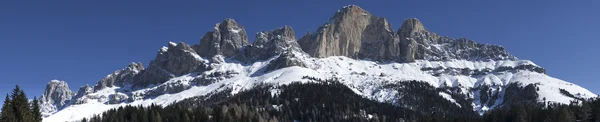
[79,79,483,122]
[384,80,478,119]
[83,80,415,122]
[79,79,600,122]
[0,85,43,122]
[483,99,600,122]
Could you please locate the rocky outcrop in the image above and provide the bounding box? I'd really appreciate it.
[94,62,144,91]
[40,80,74,115]
[134,42,209,87]
[155,42,209,76]
[397,18,516,62]
[298,5,397,60]
[145,81,192,98]
[71,85,93,105]
[197,18,250,58]
[107,93,129,104]
[250,26,304,60]
[495,64,546,74]
[265,51,307,72]
[421,64,546,77]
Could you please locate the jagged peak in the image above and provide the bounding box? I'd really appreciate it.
[175,42,192,49]
[218,18,243,31]
[48,80,68,85]
[251,25,304,60]
[399,18,427,34]
[255,25,296,42]
[79,84,91,89]
[278,25,293,31]
[333,5,371,20]
[338,5,366,13]
[126,62,144,71]
[42,79,73,100]
[127,62,143,67]
[164,41,195,52]
[273,25,295,39]
[168,41,178,48]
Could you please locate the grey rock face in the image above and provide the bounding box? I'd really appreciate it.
[265,51,307,72]
[192,70,239,86]
[71,85,93,105]
[298,6,516,62]
[132,62,172,88]
[155,42,209,76]
[250,26,304,60]
[421,64,546,77]
[145,81,192,98]
[134,42,209,87]
[298,5,397,60]
[40,80,74,114]
[397,18,516,62]
[94,62,144,91]
[107,93,129,104]
[197,18,250,58]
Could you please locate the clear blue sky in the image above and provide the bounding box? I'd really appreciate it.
[0,0,598,103]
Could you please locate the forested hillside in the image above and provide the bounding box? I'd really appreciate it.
[75,79,600,122]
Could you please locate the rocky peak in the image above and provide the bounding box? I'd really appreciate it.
[298,5,395,60]
[155,42,208,76]
[250,26,304,60]
[94,62,144,91]
[334,5,370,18]
[128,62,145,71]
[399,18,427,36]
[40,80,74,115]
[396,18,516,61]
[134,42,210,87]
[218,18,243,32]
[197,18,250,58]
[265,51,307,72]
[271,25,296,39]
[70,84,93,105]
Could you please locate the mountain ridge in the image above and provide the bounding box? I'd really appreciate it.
[38,5,596,122]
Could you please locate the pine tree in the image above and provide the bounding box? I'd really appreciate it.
[557,106,575,122]
[79,118,87,122]
[154,111,163,122]
[510,104,528,122]
[31,96,42,122]
[1,94,15,122]
[10,85,32,122]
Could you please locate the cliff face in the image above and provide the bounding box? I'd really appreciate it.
[298,5,397,61]
[196,18,250,58]
[94,62,144,91]
[250,26,304,60]
[298,5,515,62]
[40,80,74,117]
[397,18,516,62]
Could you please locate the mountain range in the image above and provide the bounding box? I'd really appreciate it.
[38,5,596,122]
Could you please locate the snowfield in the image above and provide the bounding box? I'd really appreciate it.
[43,55,597,122]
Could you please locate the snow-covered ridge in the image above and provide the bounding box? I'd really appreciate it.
[42,54,596,122]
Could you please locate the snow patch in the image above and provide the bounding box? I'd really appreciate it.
[439,92,461,107]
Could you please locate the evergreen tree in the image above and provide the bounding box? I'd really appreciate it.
[0,94,15,122]
[11,85,32,122]
[557,107,575,122]
[510,104,528,122]
[31,96,42,122]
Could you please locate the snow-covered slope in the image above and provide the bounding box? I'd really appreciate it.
[39,5,597,121]
[42,54,596,122]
